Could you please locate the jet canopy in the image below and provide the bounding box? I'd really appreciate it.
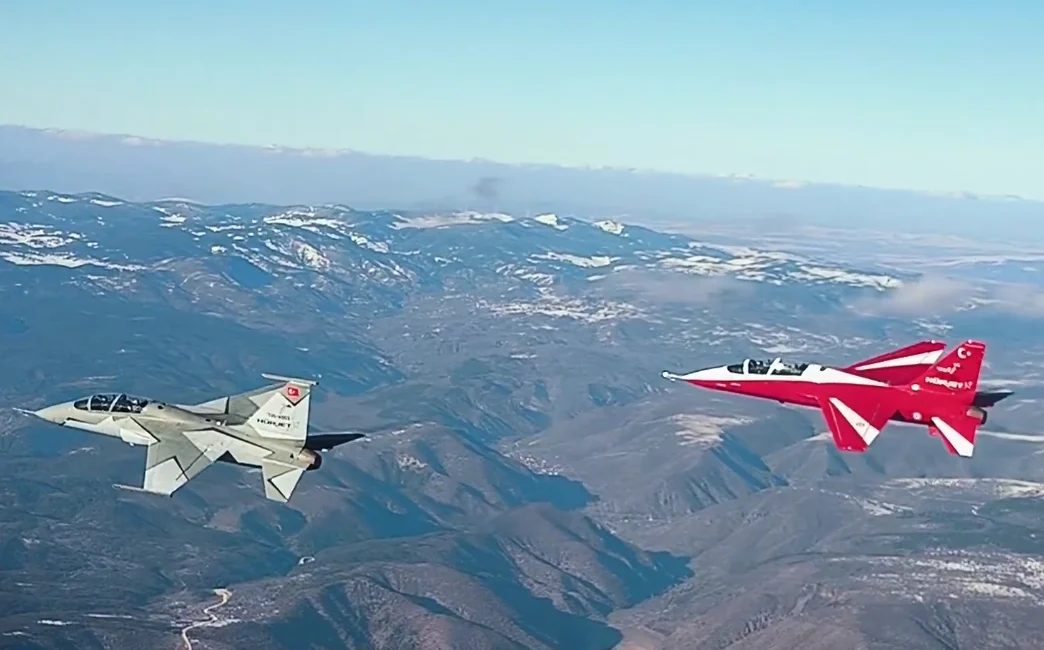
[72,393,151,413]
[725,358,810,376]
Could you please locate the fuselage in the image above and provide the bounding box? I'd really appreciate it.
[666,359,988,426]
[34,393,321,470]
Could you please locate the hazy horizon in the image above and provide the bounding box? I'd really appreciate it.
[2,2,1042,200]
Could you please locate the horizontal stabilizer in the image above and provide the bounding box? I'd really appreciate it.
[973,389,1014,408]
[929,414,977,457]
[261,460,306,503]
[304,431,366,451]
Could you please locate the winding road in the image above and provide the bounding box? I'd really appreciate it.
[180,588,232,650]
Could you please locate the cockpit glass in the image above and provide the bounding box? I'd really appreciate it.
[737,358,810,376]
[110,394,150,413]
[772,360,809,376]
[88,393,117,411]
[747,359,772,375]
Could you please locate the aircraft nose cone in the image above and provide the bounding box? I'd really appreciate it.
[32,404,68,424]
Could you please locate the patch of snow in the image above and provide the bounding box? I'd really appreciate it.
[534,213,568,230]
[263,209,347,234]
[156,209,187,225]
[790,264,900,290]
[90,199,123,207]
[534,252,616,268]
[210,245,227,254]
[0,250,143,271]
[855,497,911,516]
[661,246,901,289]
[348,232,390,253]
[397,455,428,471]
[0,222,78,249]
[594,220,625,235]
[497,264,557,286]
[852,552,1044,603]
[291,241,330,271]
[391,211,514,229]
[669,414,751,447]
[887,478,1044,499]
[477,289,644,323]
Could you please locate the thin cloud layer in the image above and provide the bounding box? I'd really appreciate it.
[854,275,1044,318]
[855,275,973,316]
[599,269,753,306]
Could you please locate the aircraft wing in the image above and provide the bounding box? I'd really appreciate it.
[139,428,309,502]
[817,393,896,453]
[125,423,228,497]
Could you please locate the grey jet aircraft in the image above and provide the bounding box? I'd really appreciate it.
[26,373,363,503]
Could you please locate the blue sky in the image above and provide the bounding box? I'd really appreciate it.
[1,1,1042,198]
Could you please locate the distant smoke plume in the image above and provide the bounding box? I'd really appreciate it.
[470,176,502,203]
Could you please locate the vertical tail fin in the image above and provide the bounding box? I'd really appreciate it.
[244,374,317,442]
[911,340,984,399]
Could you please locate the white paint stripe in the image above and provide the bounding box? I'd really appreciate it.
[931,417,975,457]
[854,349,944,371]
[828,397,881,445]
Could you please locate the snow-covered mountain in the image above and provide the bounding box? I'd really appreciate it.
[0,189,902,294]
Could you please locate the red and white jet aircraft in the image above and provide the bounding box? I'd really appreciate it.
[662,340,1013,457]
